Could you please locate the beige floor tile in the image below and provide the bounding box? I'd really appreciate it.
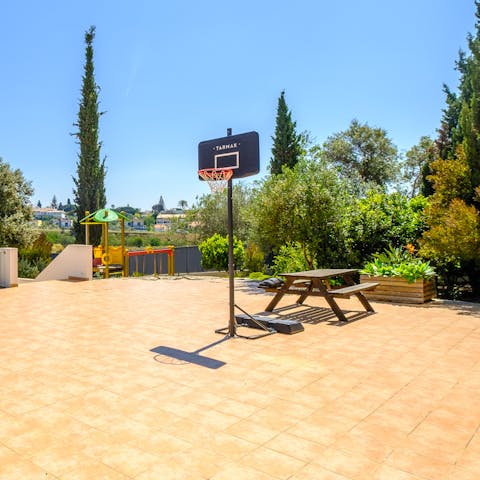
[0,457,58,479]
[210,462,277,479]
[310,446,380,479]
[446,465,480,480]
[224,418,280,445]
[29,446,94,477]
[133,458,210,479]
[369,464,425,480]
[239,446,306,479]
[286,419,351,447]
[58,460,131,479]
[169,447,230,478]
[263,431,327,463]
[289,463,352,480]
[333,431,394,463]
[386,447,454,480]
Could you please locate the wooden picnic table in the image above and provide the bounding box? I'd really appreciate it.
[263,268,378,322]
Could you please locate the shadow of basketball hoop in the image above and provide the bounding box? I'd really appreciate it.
[150,337,229,369]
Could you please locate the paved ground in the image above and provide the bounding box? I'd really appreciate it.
[1,276,480,479]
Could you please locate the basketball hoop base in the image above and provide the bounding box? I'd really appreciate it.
[214,304,276,340]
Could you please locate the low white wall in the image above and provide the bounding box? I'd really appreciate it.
[36,244,92,282]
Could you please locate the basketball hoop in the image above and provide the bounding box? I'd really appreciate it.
[198,168,233,193]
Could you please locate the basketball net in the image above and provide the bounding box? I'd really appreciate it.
[198,168,233,193]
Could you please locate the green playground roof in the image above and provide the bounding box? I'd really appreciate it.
[80,208,128,224]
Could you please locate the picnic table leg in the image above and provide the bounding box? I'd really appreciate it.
[312,279,349,322]
[296,280,314,305]
[323,294,349,322]
[265,278,294,312]
[354,292,375,312]
[342,274,375,312]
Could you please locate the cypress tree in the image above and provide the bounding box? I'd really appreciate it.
[430,2,480,202]
[72,26,106,245]
[269,91,301,175]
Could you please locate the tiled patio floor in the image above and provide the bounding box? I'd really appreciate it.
[1,276,480,479]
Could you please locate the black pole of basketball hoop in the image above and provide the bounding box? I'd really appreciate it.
[226,128,236,337]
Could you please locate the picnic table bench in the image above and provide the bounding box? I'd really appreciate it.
[260,269,378,322]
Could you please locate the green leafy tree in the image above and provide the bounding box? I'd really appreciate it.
[144,215,155,230]
[271,242,316,275]
[420,147,480,296]
[36,200,42,208]
[190,184,252,241]
[250,158,354,269]
[269,90,302,175]
[72,26,107,245]
[403,136,437,198]
[116,205,139,215]
[321,119,400,187]
[51,195,57,209]
[419,3,480,297]
[198,233,245,271]
[0,158,35,248]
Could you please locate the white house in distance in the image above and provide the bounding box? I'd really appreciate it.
[154,208,185,232]
[32,207,73,228]
[127,217,146,230]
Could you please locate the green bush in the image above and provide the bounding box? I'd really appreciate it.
[18,232,53,278]
[45,230,75,246]
[19,232,52,261]
[345,191,428,265]
[126,236,144,248]
[149,237,161,247]
[18,257,40,278]
[198,234,245,271]
[361,245,435,283]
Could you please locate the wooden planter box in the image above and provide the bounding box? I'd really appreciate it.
[360,275,436,304]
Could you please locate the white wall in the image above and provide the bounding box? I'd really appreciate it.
[36,244,92,282]
[0,248,18,287]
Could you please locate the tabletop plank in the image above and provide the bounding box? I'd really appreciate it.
[280,269,358,279]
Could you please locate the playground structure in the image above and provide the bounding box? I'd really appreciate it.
[81,209,174,278]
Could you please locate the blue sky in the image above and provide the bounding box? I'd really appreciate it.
[0,1,475,211]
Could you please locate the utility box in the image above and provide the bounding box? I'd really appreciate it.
[0,248,18,288]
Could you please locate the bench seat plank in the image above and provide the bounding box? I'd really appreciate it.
[327,282,379,298]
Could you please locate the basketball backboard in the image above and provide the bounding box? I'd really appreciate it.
[198,131,259,179]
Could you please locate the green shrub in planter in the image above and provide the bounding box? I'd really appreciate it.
[361,245,435,283]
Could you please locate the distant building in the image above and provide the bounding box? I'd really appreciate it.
[59,218,73,229]
[32,207,72,229]
[32,207,66,219]
[128,217,146,230]
[154,209,185,232]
